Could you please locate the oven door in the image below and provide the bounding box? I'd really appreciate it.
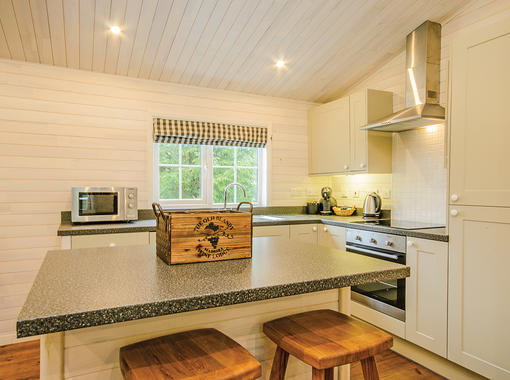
[72,187,125,223]
[347,243,406,321]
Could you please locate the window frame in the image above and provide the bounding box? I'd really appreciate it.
[153,144,265,208]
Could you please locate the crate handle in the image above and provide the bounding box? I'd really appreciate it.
[236,201,253,213]
[152,202,167,221]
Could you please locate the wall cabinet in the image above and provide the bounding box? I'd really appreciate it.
[318,225,346,249]
[405,238,448,357]
[71,232,150,249]
[308,97,350,174]
[308,89,393,175]
[289,224,319,245]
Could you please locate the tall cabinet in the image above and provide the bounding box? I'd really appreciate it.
[448,16,510,379]
[308,89,393,175]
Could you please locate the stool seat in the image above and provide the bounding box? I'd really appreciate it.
[119,328,261,380]
[263,309,392,370]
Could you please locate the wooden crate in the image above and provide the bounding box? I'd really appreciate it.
[152,203,253,265]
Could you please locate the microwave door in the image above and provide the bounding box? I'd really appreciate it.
[79,192,119,216]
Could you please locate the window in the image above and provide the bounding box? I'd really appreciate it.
[154,144,264,207]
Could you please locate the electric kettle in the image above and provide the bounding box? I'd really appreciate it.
[363,192,382,217]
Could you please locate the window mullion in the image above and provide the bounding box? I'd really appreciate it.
[233,147,237,203]
[178,145,182,199]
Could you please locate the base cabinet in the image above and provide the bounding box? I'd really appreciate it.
[448,205,510,378]
[71,232,150,249]
[318,225,346,249]
[253,225,290,242]
[289,224,319,245]
[405,238,448,357]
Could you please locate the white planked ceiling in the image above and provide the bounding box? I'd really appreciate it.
[0,0,468,102]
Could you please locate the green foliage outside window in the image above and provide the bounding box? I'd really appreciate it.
[158,144,259,204]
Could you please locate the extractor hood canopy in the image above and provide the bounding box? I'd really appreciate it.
[361,20,445,132]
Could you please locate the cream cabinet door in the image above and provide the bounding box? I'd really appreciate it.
[405,238,447,357]
[308,97,350,174]
[149,232,156,244]
[349,91,368,173]
[449,17,510,207]
[318,225,346,249]
[448,205,510,378]
[253,225,290,242]
[71,232,150,249]
[289,224,318,246]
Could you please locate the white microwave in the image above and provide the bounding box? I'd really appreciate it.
[71,187,138,223]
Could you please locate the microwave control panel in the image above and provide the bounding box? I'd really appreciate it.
[125,187,138,220]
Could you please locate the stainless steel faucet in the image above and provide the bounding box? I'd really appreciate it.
[223,183,247,209]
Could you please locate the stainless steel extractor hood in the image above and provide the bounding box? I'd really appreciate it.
[361,20,445,132]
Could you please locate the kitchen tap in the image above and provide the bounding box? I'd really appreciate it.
[223,183,247,209]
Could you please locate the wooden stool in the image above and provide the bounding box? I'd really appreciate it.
[119,328,261,380]
[263,309,393,380]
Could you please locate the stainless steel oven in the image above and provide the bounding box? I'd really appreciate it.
[346,229,406,321]
[71,187,138,223]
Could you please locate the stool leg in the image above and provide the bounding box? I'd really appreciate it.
[312,367,334,380]
[360,356,380,380]
[269,346,289,380]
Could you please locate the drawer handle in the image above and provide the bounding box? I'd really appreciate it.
[109,243,116,247]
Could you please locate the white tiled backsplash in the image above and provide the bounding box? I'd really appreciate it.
[391,125,447,224]
[331,174,392,209]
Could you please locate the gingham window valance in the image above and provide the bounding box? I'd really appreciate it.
[153,118,268,148]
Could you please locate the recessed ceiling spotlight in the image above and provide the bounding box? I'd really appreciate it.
[275,59,285,68]
[110,25,121,35]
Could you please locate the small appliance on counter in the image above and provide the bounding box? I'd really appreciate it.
[71,186,138,223]
[306,201,319,214]
[363,192,382,218]
[318,187,337,215]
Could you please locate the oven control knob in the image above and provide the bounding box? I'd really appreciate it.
[370,238,377,244]
[128,193,134,199]
[128,203,134,208]
[355,235,362,241]
[385,241,393,247]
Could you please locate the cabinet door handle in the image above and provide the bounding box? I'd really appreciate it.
[344,165,349,170]
[360,163,366,169]
[109,242,116,247]
[450,209,458,217]
[312,226,317,232]
[407,240,414,248]
[451,194,459,202]
[323,227,328,232]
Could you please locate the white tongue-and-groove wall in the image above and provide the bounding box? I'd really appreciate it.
[0,59,327,344]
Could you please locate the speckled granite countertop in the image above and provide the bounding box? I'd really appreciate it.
[17,238,409,338]
[58,214,448,242]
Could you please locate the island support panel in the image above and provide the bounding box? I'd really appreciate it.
[41,289,351,380]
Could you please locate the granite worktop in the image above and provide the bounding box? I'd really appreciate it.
[58,212,448,242]
[17,238,409,338]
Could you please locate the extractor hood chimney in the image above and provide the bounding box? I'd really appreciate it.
[361,20,445,132]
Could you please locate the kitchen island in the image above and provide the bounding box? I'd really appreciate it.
[18,238,409,380]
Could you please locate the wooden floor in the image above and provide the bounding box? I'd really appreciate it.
[351,350,444,379]
[0,340,443,380]
[0,340,442,380]
[0,340,39,380]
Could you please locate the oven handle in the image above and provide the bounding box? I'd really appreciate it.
[346,245,403,261]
